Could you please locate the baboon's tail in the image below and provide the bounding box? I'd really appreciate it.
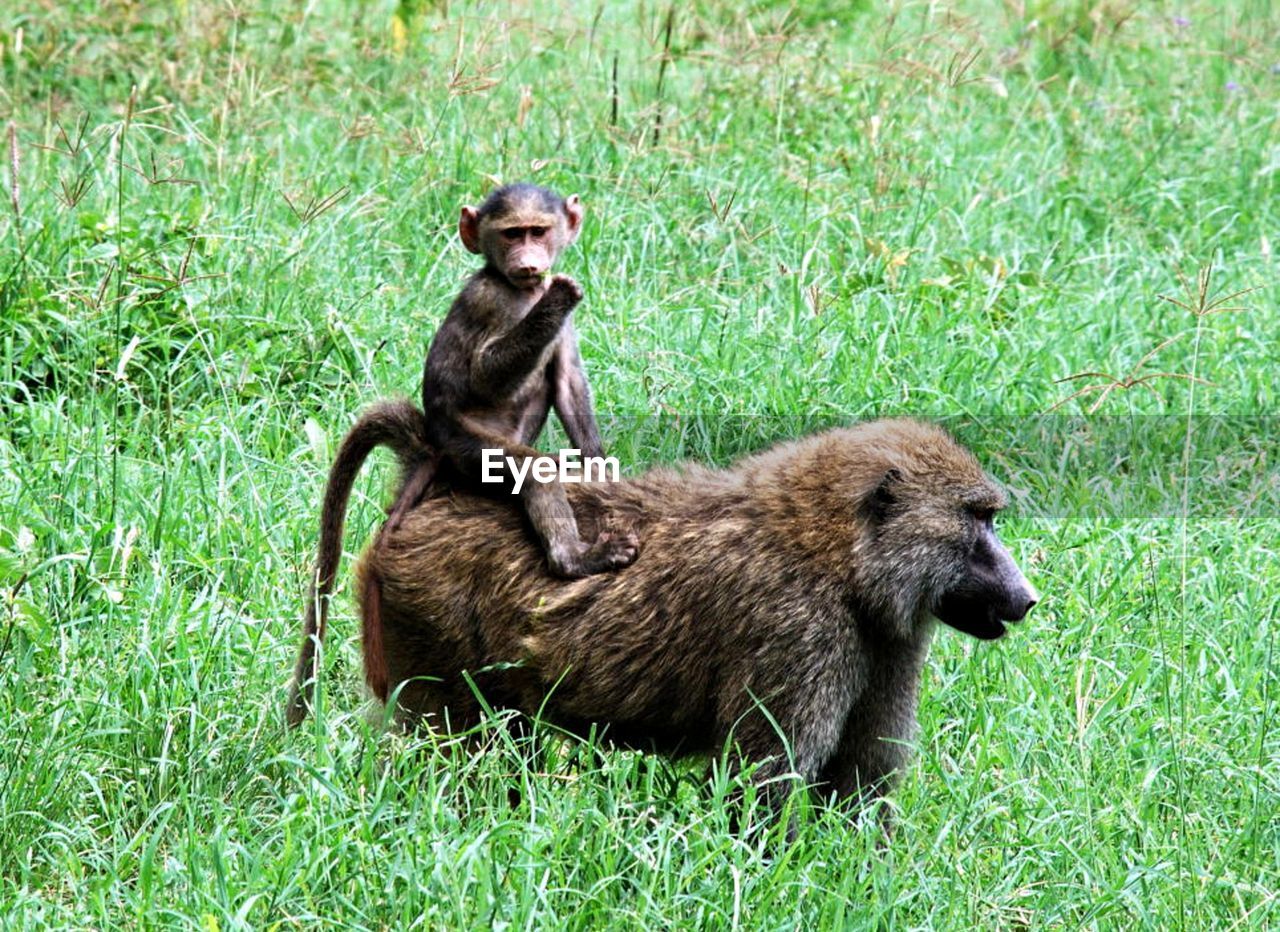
[286,399,436,727]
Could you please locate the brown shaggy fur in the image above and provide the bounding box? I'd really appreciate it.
[352,418,1036,823]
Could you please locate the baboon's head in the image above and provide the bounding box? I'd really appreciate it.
[460,183,583,289]
[925,491,1039,640]
[841,421,1040,641]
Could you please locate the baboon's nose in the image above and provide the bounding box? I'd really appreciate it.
[1009,584,1039,621]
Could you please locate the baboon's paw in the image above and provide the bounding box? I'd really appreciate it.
[543,274,584,311]
[590,531,640,570]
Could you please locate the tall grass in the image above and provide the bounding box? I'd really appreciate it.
[1,1,1277,927]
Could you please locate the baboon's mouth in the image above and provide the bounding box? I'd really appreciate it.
[942,613,1006,640]
[934,597,1013,641]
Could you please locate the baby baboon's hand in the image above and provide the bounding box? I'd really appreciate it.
[542,274,584,313]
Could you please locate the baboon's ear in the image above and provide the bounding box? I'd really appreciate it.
[563,194,584,241]
[459,206,482,254]
[867,467,902,522]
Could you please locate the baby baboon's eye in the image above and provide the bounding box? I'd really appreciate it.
[502,228,523,241]
[528,226,549,238]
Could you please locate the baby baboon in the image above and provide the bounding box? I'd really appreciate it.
[416,182,637,578]
[356,419,1039,826]
[286,184,634,726]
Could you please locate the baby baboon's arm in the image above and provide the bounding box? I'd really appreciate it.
[471,276,583,401]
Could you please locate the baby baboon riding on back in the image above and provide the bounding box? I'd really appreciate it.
[418,183,637,578]
[286,183,635,726]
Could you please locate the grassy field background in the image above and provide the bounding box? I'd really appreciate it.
[2,0,1277,927]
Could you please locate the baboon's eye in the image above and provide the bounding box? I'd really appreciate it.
[501,228,523,241]
[528,226,549,238]
[970,507,996,526]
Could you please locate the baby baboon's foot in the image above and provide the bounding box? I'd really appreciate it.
[582,531,640,573]
[546,532,639,578]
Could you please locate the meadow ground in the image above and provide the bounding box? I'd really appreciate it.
[1,0,1277,927]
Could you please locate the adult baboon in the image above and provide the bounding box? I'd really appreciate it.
[355,419,1039,824]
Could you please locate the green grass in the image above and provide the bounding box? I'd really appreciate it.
[2,0,1277,926]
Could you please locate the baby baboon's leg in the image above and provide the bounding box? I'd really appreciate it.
[450,434,637,578]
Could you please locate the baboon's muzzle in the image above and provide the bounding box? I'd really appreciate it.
[934,526,1039,640]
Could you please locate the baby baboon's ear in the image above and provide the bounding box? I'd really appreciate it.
[563,194,584,241]
[459,206,482,254]
[867,467,903,522]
